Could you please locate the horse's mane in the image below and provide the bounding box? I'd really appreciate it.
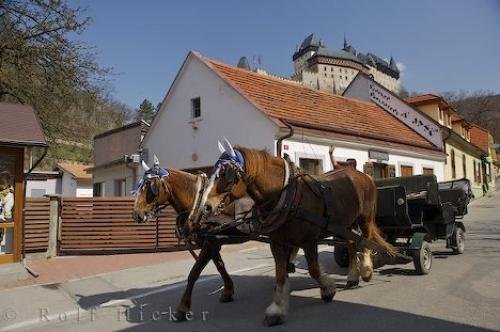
[235,146,275,179]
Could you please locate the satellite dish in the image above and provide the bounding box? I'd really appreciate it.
[237,56,251,70]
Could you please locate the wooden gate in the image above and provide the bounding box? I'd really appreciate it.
[59,197,183,254]
[24,198,50,253]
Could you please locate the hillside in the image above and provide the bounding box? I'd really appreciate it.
[444,92,500,144]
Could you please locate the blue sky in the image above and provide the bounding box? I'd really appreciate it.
[70,0,500,109]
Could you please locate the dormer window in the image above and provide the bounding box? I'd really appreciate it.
[191,97,201,119]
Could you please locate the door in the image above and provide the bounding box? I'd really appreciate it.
[401,165,414,177]
[0,147,24,264]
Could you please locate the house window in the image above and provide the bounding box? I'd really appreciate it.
[93,182,104,197]
[191,97,201,119]
[462,155,467,178]
[422,167,434,175]
[114,179,126,197]
[450,149,456,178]
[299,158,323,175]
[400,165,413,177]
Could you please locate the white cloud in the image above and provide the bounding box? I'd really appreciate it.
[396,62,406,72]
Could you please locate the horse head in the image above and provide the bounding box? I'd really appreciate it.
[201,137,249,220]
[132,155,171,223]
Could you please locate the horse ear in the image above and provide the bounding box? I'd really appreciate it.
[222,136,236,158]
[218,141,225,154]
[141,160,150,172]
[153,154,160,167]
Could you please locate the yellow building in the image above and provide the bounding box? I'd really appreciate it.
[406,94,488,198]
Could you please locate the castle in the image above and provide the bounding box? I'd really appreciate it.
[292,34,401,95]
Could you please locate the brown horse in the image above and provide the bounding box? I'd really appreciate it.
[191,144,395,326]
[132,162,242,321]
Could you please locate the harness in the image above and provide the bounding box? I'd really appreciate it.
[205,154,393,254]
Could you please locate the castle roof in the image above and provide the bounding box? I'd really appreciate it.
[294,34,400,79]
[299,33,323,49]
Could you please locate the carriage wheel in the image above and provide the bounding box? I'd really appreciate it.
[413,241,432,275]
[334,244,349,268]
[452,227,465,254]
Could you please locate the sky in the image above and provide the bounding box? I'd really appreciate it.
[69,0,500,109]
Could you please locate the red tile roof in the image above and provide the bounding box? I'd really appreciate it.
[57,162,93,181]
[405,94,442,106]
[0,102,46,146]
[470,124,489,154]
[197,54,439,151]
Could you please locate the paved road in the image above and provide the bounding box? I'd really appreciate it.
[1,191,499,332]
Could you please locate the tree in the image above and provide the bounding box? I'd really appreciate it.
[443,90,500,143]
[0,0,110,140]
[136,99,156,124]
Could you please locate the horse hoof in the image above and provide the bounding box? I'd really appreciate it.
[362,272,373,282]
[287,262,296,274]
[264,315,285,326]
[173,311,187,322]
[321,292,335,302]
[219,293,234,303]
[345,280,359,289]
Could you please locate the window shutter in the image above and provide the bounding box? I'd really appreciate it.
[363,162,374,177]
[388,165,396,178]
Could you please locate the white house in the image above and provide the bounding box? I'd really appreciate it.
[55,162,93,197]
[142,51,445,180]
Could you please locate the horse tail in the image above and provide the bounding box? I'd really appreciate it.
[367,219,397,256]
[362,175,397,257]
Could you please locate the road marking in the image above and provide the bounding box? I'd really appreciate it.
[0,263,272,332]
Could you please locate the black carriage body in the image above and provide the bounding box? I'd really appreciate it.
[374,175,470,243]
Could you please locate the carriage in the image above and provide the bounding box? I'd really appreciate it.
[334,174,472,274]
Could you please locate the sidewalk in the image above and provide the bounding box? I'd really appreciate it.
[0,240,272,332]
[0,241,266,290]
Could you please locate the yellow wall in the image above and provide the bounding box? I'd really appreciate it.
[444,143,484,197]
[418,103,440,123]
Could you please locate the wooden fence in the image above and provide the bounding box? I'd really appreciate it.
[23,197,184,255]
[24,198,50,253]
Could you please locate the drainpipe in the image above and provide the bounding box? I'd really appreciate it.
[276,120,294,157]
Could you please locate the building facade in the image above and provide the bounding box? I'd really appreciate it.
[292,34,401,95]
[343,79,489,198]
[141,52,444,184]
[88,121,149,196]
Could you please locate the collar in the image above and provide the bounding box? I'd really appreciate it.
[185,173,209,230]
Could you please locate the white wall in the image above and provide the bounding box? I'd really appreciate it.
[142,54,278,171]
[25,178,60,197]
[92,164,137,197]
[76,186,93,197]
[61,172,76,196]
[283,136,445,181]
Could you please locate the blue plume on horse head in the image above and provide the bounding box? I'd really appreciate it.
[132,155,169,195]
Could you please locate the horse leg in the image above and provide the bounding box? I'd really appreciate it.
[264,241,290,326]
[345,240,361,288]
[174,240,212,321]
[288,246,299,273]
[210,244,235,303]
[303,241,336,302]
